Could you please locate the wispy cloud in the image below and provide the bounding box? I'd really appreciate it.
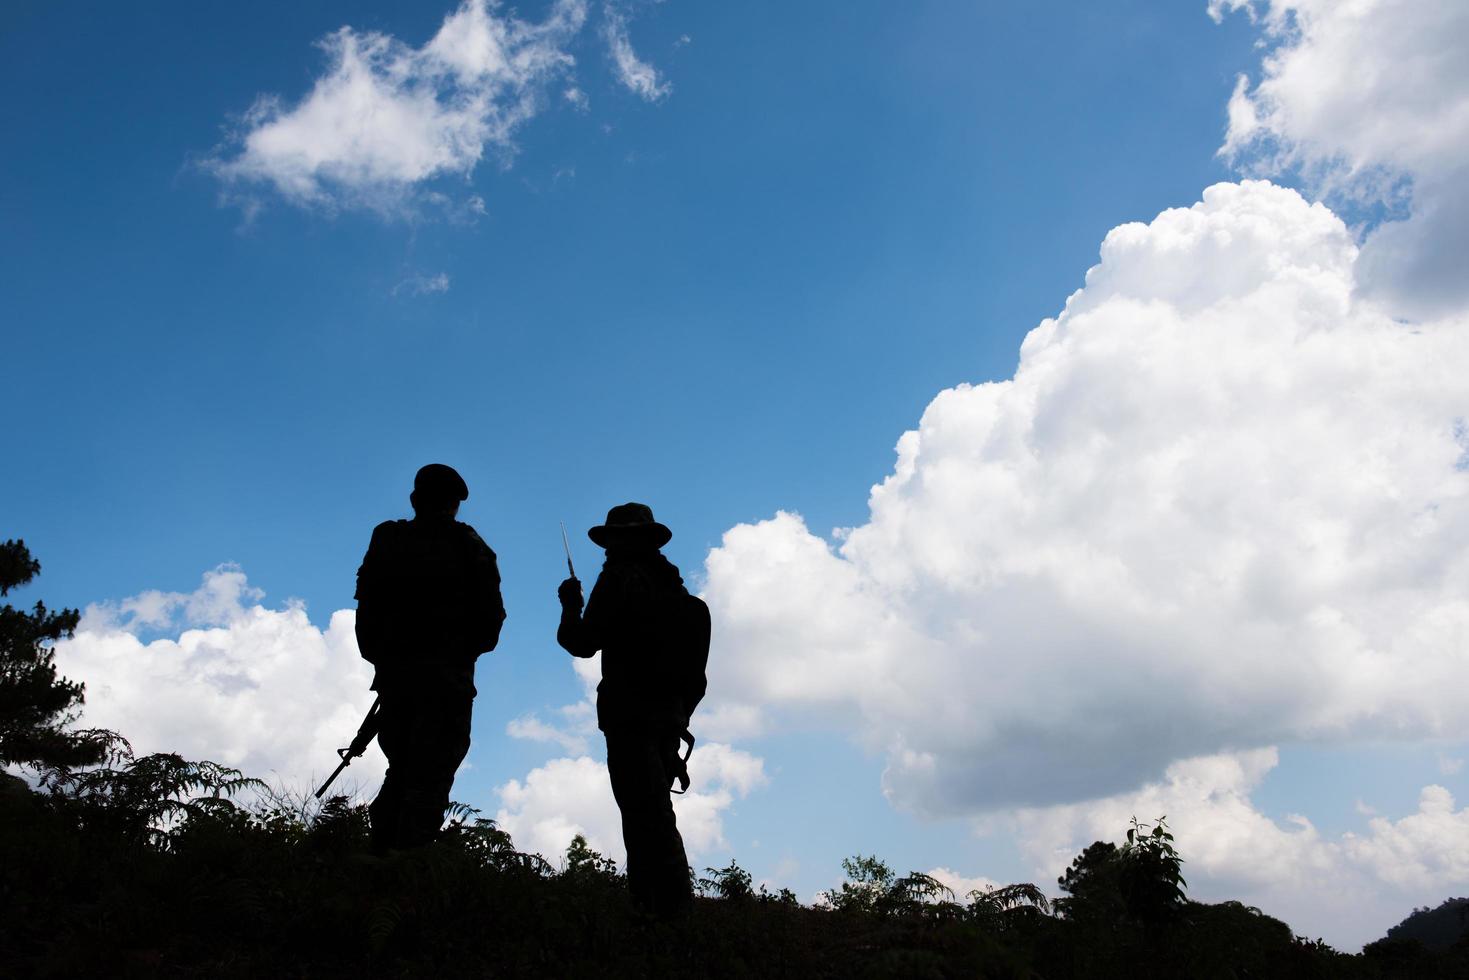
[392,272,451,296]
[506,710,591,755]
[563,85,590,111]
[602,6,671,101]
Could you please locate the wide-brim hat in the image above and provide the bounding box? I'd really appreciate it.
[588,502,671,549]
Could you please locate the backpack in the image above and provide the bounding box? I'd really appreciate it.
[669,593,710,795]
[678,593,711,721]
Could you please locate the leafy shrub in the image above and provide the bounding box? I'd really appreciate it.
[1056,816,1186,926]
[823,853,896,913]
[440,802,554,876]
[969,881,1051,932]
[44,751,264,849]
[561,832,620,881]
[699,859,754,901]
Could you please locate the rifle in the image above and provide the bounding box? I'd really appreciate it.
[314,696,382,799]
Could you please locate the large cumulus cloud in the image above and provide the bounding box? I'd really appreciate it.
[1213,0,1469,318]
[702,178,1469,816]
[53,566,382,793]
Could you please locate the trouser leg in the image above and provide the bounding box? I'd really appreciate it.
[371,683,473,851]
[370,701,409,853]
[605,731,692,914]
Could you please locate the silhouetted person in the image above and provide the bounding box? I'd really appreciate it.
[355,464,505,852]
[557,503,709,917]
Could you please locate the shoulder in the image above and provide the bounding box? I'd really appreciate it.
[455,522,497,561]
[367,519,411,545]
[369,519,411,543]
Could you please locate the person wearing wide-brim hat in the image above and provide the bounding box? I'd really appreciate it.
[557,502,703,916]
[586,502,673,550]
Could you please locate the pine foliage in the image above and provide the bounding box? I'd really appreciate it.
[0,538,122,772]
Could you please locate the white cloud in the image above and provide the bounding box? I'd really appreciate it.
[563,85,590,111]
[211,0,589,213]
[688,8,1469,948]
[494,741,766,864]
[925,866,1003,900]
[210,0,680,213]
[392,272,451,296]
[506,709,592,755]
[1008,747,1469,950]
[51,566,770,868]
[1214,0,1469,319]
[702,178,1469,820]
[602,7,671,101]
[1344,785,1469,892]
[89,565,265,632]
[494,755,622,861]
[498,645,764,863]
[672,742,769,853]
[1439,754,1465,776]
[55,567,381,794]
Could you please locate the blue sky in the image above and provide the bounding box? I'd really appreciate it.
[7,0,1469,950]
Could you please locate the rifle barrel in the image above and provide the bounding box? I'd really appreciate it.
[560,522,577,578]
[314,754,353,799]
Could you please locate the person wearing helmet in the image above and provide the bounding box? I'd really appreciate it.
[556,502,706,916]
[355,464,505,852]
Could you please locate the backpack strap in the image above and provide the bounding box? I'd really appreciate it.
[669,728,695,795]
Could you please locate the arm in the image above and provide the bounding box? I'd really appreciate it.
[464,529,507,654]
[556,576,600,658]
[354,522,394,665]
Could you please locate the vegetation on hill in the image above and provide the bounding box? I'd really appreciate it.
[5,539,1469,977]
[1382,898,1469,952]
